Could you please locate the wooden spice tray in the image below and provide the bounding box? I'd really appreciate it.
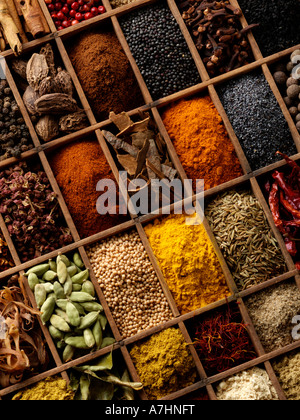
[0,0,300,401]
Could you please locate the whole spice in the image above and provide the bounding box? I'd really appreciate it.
[69,352,143,400]
[266,153,300,268]
[12,376,74,400]
[273,52,300,133]
[178,0,257,76]
[217,72,296,170]
[130,328,197,400]
[15,43,88,142]
[205,189,286,291]
[0,162,73,262]
[0,274,49,389]
[237,0,300,57]
[192,305,256,376]
[24,252,115,362]
[144,213,230,314]
[87,230,173,339]
[161,95,243,191]
[67,28,144,122]
[245,281,300,353]
[216,367,279,400]
[0,79,33,161]
[45,0,106,30]
[120,2,201,100]
[0,234,14,272]
[49,139,129,239]
[272,351,300,400]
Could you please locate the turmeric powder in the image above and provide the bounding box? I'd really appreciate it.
[130,328,197,400]
[144,214,230,314]
[161,95,243,191]
[12,376,74,400]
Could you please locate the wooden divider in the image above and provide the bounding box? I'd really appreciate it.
[0,0,300,401]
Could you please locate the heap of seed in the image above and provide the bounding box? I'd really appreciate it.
[217,72,296,170]
[120,2,201,100]
[87,230,173,338]
[205,190,286,291]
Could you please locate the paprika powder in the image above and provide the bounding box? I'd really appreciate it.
[49,139,129,239]
[161,95,243,191]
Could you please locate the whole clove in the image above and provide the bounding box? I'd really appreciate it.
[178,0,258,76]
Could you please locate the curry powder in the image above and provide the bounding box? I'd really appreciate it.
[12,376,74,400]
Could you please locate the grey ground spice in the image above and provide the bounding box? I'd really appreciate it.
[245,281,300,353]
[272,351,300,400]
[205,190,286,291]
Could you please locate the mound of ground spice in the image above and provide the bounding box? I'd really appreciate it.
[161,96,243,191]
[245,281,300,353]
[49,139,129,239]
[130,328,197,400]
[67,28,144,122]
[272,351,300,400]
[12,376,74,400]
[144,213,230,314]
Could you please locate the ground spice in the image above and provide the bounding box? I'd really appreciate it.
[272,351,300,400]
[161,96,243,191]
[130,328,197,400]
[67,28,144,122]
[191,306,257,376]
[144,213,230,314]
[49,139,128,239]
[245,281,300,353]
[87,230,173,338]
[12,376,74,400]
[216,367,279,400]
[205,190,287,291]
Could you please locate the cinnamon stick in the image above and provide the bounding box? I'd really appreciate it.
[15,0,45,38]
[0,0,22,55]
[5,0,27,43]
